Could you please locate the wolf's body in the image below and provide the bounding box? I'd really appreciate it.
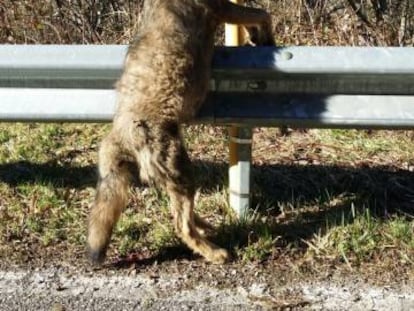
[87,0,274,264]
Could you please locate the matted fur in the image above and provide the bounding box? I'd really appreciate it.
[87,0,274,265]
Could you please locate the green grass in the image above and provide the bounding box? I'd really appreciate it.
[0,123,414,273]
[306,209,414,268]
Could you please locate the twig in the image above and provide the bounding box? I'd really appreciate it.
[347,0,372,27]
[398,0,409,46]
[303,0,319,45]
[42,21,63,43]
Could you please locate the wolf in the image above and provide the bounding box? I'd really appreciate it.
[87,0,274,264]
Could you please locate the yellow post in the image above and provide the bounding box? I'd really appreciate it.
[225,0,252,218]
[225,0,241,176]
[225,0,243,47]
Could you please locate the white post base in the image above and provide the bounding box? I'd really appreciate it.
[228,126,253,218]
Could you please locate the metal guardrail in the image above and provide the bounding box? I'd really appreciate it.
[1,45,414,128]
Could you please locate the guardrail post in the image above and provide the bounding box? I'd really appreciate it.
[226,0,252,218]
[228,126,252,218]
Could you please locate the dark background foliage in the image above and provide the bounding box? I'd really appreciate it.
[0,0,412,46]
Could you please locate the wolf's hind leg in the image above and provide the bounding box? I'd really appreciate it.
[143,122,229,264]
[168,180,229,264]
[87,132,131,264]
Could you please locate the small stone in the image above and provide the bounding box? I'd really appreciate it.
[36,276,45,284]
[249,283,267,297]
[50,303,65,311]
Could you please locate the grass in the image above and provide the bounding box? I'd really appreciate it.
[1,123,413,275]
[306,210,414,268]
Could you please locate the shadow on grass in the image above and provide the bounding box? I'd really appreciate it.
[2,159,412,209]
[0,160,97,188]
[1,159,412,216]
[252,163,414,214]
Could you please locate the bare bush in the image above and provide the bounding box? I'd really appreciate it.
[0,0,412,45]
[266,0,413,46]
[0,0,144,44]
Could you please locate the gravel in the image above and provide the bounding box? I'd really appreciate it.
[1,267,414,310]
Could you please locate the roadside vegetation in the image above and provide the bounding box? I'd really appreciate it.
[0,0,413,278]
